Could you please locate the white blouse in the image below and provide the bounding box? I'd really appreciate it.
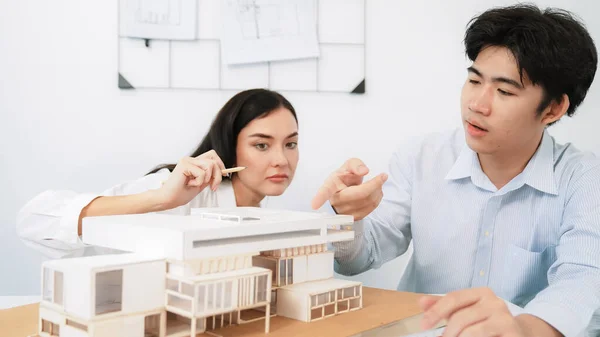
[16,168,264,259]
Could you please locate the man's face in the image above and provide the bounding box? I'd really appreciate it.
[460,45,547,156]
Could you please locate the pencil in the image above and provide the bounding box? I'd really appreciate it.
[161,167,246,185]
[221,166,246,174]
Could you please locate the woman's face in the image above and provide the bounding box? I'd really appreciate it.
[235,106,299,197]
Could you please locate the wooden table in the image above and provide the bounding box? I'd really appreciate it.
[0,287,439,337]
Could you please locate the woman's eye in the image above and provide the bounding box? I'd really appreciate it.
[255,143,268,150]
[286,142,298,149]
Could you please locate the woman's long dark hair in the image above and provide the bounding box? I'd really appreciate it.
[147,89,297,176]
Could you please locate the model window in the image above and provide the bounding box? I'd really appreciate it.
[95,269,123,315]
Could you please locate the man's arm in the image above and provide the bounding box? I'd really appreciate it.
[520,165,600,337]
[515,315,562,337]
[313,148,415,276]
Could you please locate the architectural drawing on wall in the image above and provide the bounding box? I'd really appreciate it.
[117,0,367,94]
[220,0,319,65]
[235,0,300,40]
[33,208,362,337]
[119,0,197,40]
[136,0,183,26]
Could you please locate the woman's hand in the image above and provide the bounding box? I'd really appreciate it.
[158,150,227,209]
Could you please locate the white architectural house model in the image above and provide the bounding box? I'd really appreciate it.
[35,208,362,337]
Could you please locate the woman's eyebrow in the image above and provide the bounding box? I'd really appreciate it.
[248,132,298,139]
[248,133,273,139]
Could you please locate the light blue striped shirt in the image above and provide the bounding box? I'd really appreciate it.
[334,128,600,337]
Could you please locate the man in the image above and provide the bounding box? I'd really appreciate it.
[312,4,599,337]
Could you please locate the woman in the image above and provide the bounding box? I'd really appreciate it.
[17,89,300,258]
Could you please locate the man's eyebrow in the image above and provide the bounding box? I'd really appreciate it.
[467,66,524,89]
[493,76,524,89]
[467,66,482,77]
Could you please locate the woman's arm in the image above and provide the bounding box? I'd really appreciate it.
[17,150,227,256]
[16,171,169,256]
[77,189,168,236]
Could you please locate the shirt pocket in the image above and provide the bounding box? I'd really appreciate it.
[500,243,556,306]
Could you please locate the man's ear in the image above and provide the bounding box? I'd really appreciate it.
[541,94,570,125]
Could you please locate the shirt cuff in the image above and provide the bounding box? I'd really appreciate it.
[332,220,365,254]
[522,300,588,337]
[332,220,371,275]
[57,193,100,245]
[321,200,338,215]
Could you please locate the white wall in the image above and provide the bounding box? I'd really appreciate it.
[1,0,599,295]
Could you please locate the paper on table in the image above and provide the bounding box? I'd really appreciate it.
[403,299,526,337]
[120,0,197,40]
[402,328,444,337]
[220,0,320,65]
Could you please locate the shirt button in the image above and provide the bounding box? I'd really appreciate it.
[485,231,490,237]
[479,270,485,276]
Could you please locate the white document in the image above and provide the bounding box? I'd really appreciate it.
[120,0,197,40]
[402,300,526,337]
[403,329,444,337]
[220,0,320,65]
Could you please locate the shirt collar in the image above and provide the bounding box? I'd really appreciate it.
[444,142,474,181]
[521,129,558,195]
[445,129,557,195]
